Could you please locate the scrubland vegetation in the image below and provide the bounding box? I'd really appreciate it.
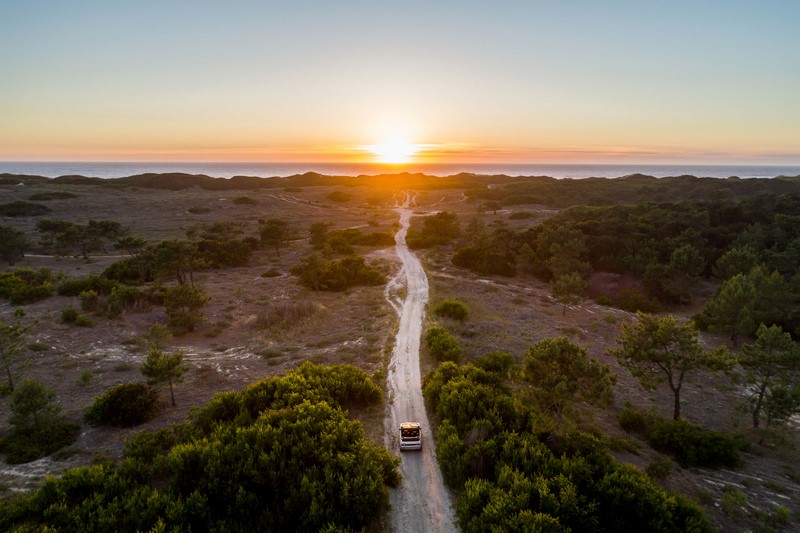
[1,171,800,531]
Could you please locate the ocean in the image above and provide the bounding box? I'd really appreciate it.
[1,161,799,180]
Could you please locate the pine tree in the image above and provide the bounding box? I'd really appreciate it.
[141,346,186,407]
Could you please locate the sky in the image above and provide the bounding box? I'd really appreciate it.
[1,0,799,165]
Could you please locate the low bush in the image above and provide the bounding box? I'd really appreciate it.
[256,301,317,329]
[618,407,651,434]
[79,289,100,312]
[646,457,673,480]
[646,418,743,469]
[187,206,211,214]
[508,211,533,219]
[84,383,159,427]
[327,191,352,202]
[61,306,79,324]
[57,274,119,296]
[261,268,281,278]
[291,254,385,291]
[474,350,515,374]
[0,269,55,304]
[433,299,469,321]
[424,326,461,363]
[74,315,93,327]
[233,196,258,205]
[0,201,50,217]
[595,288,659,313]
[28,192,78,201]
[0,423,80,464]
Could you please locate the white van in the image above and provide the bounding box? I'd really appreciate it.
[400,422,422,451]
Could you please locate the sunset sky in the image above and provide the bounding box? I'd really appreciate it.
[2,1,799,165]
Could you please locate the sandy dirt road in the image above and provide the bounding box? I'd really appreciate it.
[385,192,458,533]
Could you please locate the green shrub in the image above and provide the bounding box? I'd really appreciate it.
[57,275,119,296]
[74,315,94,327]
[474,350,515,374]
[77,369,93,385]
[721,487,748,516]
[79,289,100,312]
[28,191,78,201]
[424,326,462,363]
[0,269,55,304]
[256,301,317,329]
[508,211,533,219]
[261,268,281,278]
[646,418,743,469]
[0,423,81,464]
[595,288,659,313]
[27,342,49,352]
[84,383,159,427]
[433,299,469,321]
[327,191,352,202]
[233,196,258,205]
[61,306,79,324]
[0,201,51,216]
[618,408,651,434]
[646,457,673,480]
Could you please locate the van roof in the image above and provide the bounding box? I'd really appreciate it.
[400,422,421,429]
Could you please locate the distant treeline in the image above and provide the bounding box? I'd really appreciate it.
[3,172,800,201]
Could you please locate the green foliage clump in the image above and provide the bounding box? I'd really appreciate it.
[646,457,673,481]
[0,268,55,304]
[57,274,119,296]
[163,284,210,333]
[474,350,515,374]
[85,383,159,427]
[595,288,659,313]
[28,191,78,201]
[433,299,469,321]
[326,190,352,202]
[645,418,744,469]
[291,254,385,291]
[74,315,93,327]
[0,363,398,532]
[233,195,258,205]
[0,225,29,266]
[618,407,651,434]
[0,379,79,464]
[0,200,50,216]
[522,338,616,423]
[422,361,712,532]
[141,347,186,407]
[60,306,79,324]
[261,268,281,278]
[425,326,462,363]
[78,289,99,312]
[0,423,81,464]
[407,211,460,249]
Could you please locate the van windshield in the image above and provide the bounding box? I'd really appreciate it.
[401,427,420,439]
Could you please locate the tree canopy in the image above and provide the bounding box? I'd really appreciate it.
[610,312,732,420]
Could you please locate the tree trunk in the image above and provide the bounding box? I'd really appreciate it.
[752,384,767,428]
[673,390,681,420]
[169,379,176,407]
[5,364,13,391]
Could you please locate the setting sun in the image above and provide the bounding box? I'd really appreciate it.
[365,138,421,164]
